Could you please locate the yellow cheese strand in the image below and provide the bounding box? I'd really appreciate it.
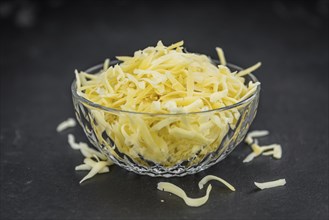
[254,179,286,190]
[243,130,283,163]
[157,182,212,207]
[79,161,110,184]
[198,175,236,191]
[236,62,261,77]
[216,47,226,66]
[244,130,269,145]
[56,118,76,132]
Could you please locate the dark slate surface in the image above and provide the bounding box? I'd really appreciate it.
[0,1,328,219]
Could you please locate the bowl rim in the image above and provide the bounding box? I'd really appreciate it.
[71,60,260,116]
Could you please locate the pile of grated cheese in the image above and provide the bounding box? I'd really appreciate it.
[75,41,261,166]
[76,41,260,113]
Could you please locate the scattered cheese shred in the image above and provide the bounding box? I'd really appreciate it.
[244,130,269,145]
[157,182,212,207]
[216,47,226,66]
[75,41,261,166]
[56,118,76,132]
[254,179,286,190]
[79,161,110,184]
[68,133,80,150]
[67,134,109,161]
[236,62,262,77]
[66,133,114,183]
[261,144,282,159]
[273,144,282,159]
[103,58,110,71]
[75,163,109,173]
[243,143,283,163]
[243,130,283,163]
[243,152,258,163]
[75,164,92,171]
[198,175,235,191]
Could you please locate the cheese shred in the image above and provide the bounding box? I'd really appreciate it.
[243,130,283,163]
[236,62,262,77]
[67,134,109,161]
[216,47,226,66]
[79,161,110,184]
[56,118,76,132]
[243,143,283,163]
[67,133,114,184]
[244,130,269,145]
[254,179,286,190]
[157,182,212,207]
[198,175,235,191]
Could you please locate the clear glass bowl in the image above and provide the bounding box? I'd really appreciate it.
[71,60,260,177]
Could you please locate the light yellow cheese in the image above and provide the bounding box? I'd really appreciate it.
[157,182,212,207]
[57,118,76,132]
[79,161,110,184]
[75,164,91,171]
[75,164,109,174]
[75,41,261,166]
[243,129,283,163]
[262,144,282,159]
[68,134,81,150]
[273,144,282,159]
[103,58,110,71]
[198,175,235,191]
[254,179,286,190]
[243,152,258,163]
[67,134,109,161]
[244,130,269,144]
[66,133,114,183]
[216,47,226,66]
[243,143,282,163]
[236,62,261,77]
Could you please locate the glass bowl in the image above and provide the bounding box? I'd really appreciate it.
[71,60,260,177]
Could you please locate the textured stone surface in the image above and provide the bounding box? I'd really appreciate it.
[0,1,328,219]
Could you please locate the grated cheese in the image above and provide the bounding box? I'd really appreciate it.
[254,179,286,190]
[243,143,283,163]
[67,134,109,161]
[157,182,212,207]
[75,163,109,173]
[261,144,282,159]
[236,62,262,77]
[198,175,235,191]
[243,129,283,163]
[67,133,114,183]
[103,58,110,71]
[273,144,282,159]
[56,118,76,132]
[75,41,261,166]
[242,152,258,163]
[68,133,80,150]
[244,130,269,145]
[216,47,226,66]
[79,161,110,184]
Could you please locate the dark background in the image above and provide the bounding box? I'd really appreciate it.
[0,0,328,219]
